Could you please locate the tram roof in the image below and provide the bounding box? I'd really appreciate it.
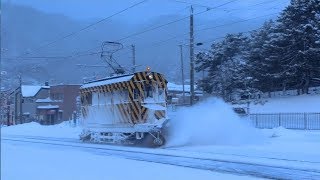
[81,74,134,89]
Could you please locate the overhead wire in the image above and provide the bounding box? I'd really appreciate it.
[14,0,149,58]
[6,0,284,65]
[74,0,239,55]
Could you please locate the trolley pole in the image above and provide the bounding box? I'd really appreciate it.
[179,45,185,104]
[189,5,195,105]
[131,44,136,73]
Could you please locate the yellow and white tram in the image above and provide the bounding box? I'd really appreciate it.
[79,69,168,146]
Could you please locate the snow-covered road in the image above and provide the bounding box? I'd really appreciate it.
[3,135,320,180]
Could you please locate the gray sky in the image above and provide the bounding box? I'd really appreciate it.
[7,0,289,23]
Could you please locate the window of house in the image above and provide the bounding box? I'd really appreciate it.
[52,93,64,101]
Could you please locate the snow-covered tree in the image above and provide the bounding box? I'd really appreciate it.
[196,33,253,100]
[196,0,320,100]
[271,0,320,93]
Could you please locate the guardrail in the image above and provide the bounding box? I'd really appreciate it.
[249,113,320,130]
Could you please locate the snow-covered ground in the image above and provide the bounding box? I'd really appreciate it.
[2,141,258,180]
[2,98,320,179]
[250,94,320,113]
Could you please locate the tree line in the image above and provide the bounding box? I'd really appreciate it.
[195,0,320,101]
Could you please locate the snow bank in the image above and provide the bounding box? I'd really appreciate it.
[250,94,320,113]
[167,98,264,147]
[1,121,81,138]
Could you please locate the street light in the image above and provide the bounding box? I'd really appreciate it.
[179,42,205,105]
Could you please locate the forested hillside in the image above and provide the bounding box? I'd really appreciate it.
[196,0,320,100]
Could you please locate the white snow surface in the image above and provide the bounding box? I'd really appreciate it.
[167,98,263,146]
[35,97,54,103]
[250,94,320,113]
[81,75,134,89]
[37,105,59,109]
[167,82,191,92]
[21,85,49,97]
[2,98,320,179]
[142,103,166,110]
[1,143,258,180]
[1,123,261,180]
[1,121,81,138]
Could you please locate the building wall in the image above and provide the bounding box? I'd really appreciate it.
[50,85,80,120]
[22,88,50,121]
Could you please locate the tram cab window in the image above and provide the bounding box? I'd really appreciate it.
[159,88,164,96]
[133,89,139,100]
[144,83,153,98]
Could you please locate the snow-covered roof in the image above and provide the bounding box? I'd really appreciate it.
[36,97,53,103]
[167,82,190,92]
[81,74,134,89]
[21,85,49,97]
[37,105,59,109]
[167,82,203,93]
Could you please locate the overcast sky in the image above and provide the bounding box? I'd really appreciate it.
[6,0,290,23]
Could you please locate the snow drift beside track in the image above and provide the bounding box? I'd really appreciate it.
[1,121,81,138]
[167,98,264,147]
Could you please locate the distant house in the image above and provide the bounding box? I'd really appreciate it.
[9,83,81,125]
[11,84,50,124]
[167,82,203,105]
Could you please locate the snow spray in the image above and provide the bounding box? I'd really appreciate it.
[166,98,263,147]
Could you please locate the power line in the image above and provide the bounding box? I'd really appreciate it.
[149,12,278,48]
[7,12,278,63]
[8,0,282,65]
[16,0,149,58]
[224,0,283,12]
[74,0,239,55]
[116,0,238,42]
[167,0,213,9]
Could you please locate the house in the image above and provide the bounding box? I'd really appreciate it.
[9,83,81,125]
[11,84,50,124]
[167,82,204,105]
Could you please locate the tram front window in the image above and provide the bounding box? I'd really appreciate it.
[144,83,153,98]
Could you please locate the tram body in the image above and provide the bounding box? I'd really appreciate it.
[79,71,168,146]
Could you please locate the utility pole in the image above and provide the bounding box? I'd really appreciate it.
[131,44,136,73]
[179,45,185,104]
[19,74,23,124]
[7,102,10,126]
[189,5,195,105]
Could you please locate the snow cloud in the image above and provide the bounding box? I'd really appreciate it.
[167,98,264,147]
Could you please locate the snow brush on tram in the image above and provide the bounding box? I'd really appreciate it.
[79,68,169,147]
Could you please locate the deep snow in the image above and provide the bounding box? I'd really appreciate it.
[2,142,259,180]
[167,98,263,147]
[249,94,320,113]
[2,96,320,179]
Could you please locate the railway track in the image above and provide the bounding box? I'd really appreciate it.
[3,135,320,180]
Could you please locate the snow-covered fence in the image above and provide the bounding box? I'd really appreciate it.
[250,113,320,130]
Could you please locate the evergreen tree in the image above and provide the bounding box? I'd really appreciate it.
[196,33,250,100]
[272,0,320,93]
